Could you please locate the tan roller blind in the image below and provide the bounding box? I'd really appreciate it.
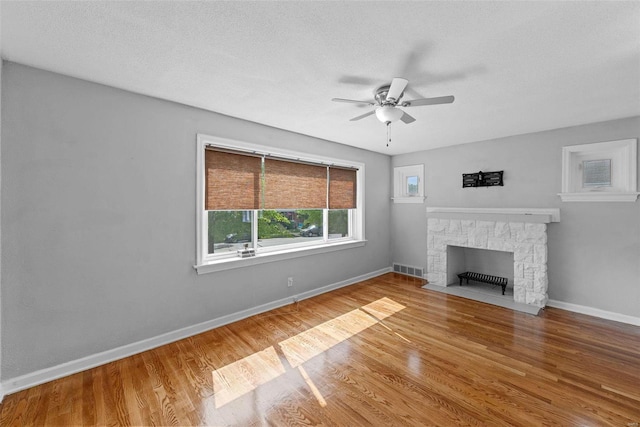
[205,149,262,210]
[264,159,327,209]
[329,167,357,209]
[205,147,358,211]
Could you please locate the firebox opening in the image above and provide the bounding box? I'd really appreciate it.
[446,246,515,293]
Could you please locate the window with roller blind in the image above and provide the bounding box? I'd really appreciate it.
[195,135,364,270]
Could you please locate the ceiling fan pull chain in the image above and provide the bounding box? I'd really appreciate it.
[386,121,391,147]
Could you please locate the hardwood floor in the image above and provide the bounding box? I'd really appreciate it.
[1,273,639,426]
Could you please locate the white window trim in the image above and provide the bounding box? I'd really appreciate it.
[194,134,365,274]
[392,164,425,203]
[196,240,366,274]
[558,139,639,202]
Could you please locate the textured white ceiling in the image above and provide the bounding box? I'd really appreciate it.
[2,1,639,155]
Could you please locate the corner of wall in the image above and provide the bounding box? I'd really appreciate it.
[0,56,4,392]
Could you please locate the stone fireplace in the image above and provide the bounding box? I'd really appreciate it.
[426,207,560,308]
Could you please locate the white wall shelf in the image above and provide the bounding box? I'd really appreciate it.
[392,197,426,204]
[558,192,639,202]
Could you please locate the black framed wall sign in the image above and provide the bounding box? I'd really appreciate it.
[462,170,504,188]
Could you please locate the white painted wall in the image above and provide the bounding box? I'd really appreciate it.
[0,35,4,401]
[0,62,392,380]
[391,116,640,318]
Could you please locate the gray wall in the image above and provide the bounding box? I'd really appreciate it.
[391,116,640,318]
[0,57,3,389]
[0,62,392,380]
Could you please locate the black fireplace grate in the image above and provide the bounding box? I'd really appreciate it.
[457,271,508,295]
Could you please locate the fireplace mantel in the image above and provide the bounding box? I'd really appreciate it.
[426,207,561,223]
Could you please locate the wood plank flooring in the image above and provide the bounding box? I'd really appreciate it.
[1,273,639,426]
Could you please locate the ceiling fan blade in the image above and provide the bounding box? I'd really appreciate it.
[386,78,408,103]
[400,111,416,124]
[349,110,375,121]
[402,95,455,107]
[332,98,375,106]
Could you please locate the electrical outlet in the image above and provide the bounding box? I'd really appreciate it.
[287,277,293,287]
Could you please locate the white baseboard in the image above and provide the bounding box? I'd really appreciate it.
[293,267,392,301]
[547,299,640,326]
[0,267,391,398]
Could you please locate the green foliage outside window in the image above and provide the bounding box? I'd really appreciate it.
[208,211,251,244]
[209,210,296,243]
[295,210,322,228]
[258,210,294,239]
[209,209,349,249]
[328,210,348,236]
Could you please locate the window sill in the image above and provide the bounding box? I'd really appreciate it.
[558,192,640,202]
[194,240,367,275]
[392,196,426,204]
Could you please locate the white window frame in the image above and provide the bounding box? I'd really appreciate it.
[558,139,639,202]
[195,134,365,274]
[392,164,425,203]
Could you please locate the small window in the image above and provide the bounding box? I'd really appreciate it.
[559,139,639,202]
[393,164,425,203]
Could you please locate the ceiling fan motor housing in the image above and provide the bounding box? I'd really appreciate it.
[375,85,404,106]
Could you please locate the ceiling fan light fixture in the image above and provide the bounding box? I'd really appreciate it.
[375,105,403,123]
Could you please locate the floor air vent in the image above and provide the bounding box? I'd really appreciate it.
[393,263,424,279]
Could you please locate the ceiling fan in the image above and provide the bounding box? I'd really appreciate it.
[332,77,454,124]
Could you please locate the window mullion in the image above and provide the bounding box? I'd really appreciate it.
[323,208,328,241]
[252,210,259,250]
[324,167,329,242]
[348,209,354,239]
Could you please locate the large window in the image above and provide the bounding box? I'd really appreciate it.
[196,135,364,269]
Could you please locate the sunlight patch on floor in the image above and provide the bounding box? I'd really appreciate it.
[279,308,378,368]
[212,346,285,408]
[361,297,407,321]
[298,365,327,407]
[212,297,406,408]
[279,297,406,368]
